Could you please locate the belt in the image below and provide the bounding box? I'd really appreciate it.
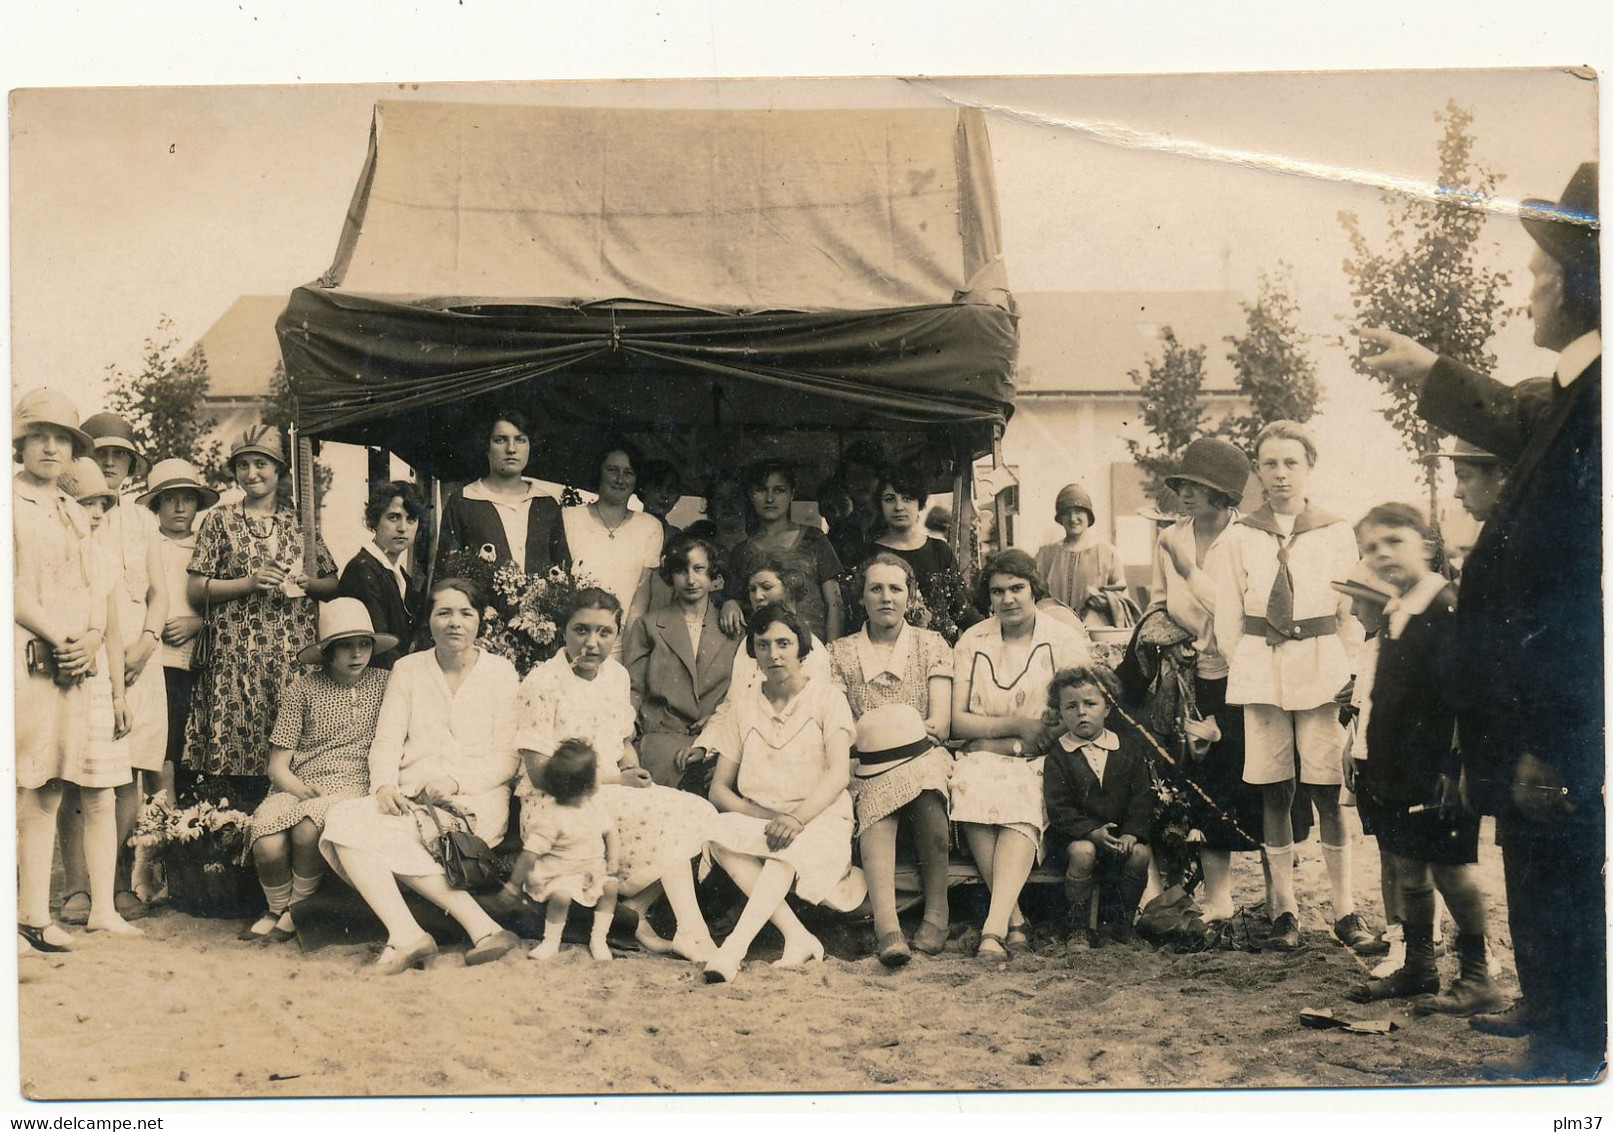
[1244,614,1338,644]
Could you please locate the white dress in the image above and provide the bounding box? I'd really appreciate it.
[320,648,520,879]
[702,675,867,910]
[98,500,168,772]
[947,614,1092,856]
[561,507,663,618]
[515,651,718,897]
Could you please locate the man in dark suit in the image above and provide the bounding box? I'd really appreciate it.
[1360,162,1602,1081]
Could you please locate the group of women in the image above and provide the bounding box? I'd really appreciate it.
[18,394,1284,983]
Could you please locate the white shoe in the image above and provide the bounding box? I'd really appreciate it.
[1370,923,1406,979]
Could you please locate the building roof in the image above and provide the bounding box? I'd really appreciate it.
[185,294,286,402]
[1014,290,1247,394]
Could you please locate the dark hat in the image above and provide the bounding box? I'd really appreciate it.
[1423,437,1502,467]
[1165,437,1252,505]
[1054,483,1095,521]
[1521,162,1598,269]
[82,412,151,480]
[1330,561,1395,606]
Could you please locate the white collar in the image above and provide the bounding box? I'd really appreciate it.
[463,478,549,506]
[1556,330,1601,388]
[1383,572,1448,639]
[364,541,410,584]
[1058,728,1120,753]
[855,623,912,684]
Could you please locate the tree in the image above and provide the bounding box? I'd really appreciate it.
[1339,99,1512,516]
[1217,264,1322,453]
[102,316,227,487]
[1126,327,1209,497]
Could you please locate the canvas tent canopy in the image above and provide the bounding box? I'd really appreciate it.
[278,100,1018,492]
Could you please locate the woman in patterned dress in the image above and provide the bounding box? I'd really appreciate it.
[184,425,336,808]
[826,553,954,966]
[950,549,1092,960]
[512,587,720,962]
[241,599,394,943]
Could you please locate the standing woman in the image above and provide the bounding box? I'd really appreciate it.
[950,549,1093,960]
[55,413,169,926]
[338,480,427,669]
[13,390,134,949]
[435,408,568,577]
[562,440,663,645]
[1034,483,1127,621]
[826,554,954,966]
[719,459,845,643]
[1148,437,1264,923]
[184,425,337,808]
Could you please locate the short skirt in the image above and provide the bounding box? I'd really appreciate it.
[79,669,135,789]
[851,746,953,834]
[525,854,610,907]
[707,790,867,910]
[521,783,718,898]
[947,749,1048,859]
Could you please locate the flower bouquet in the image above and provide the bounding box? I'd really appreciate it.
[437,547,596,677]
[132,786,260,918]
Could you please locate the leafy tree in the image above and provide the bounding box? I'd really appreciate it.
[1126,327,1209,496]
[1217,264,1322,453]
[1339,99,1512,514]
[102,316,228,486]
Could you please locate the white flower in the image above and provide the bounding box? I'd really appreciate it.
[478,544,498,563]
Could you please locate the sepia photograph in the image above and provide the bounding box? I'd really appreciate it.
[6,39,1605,1108]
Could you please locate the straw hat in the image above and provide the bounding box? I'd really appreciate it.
[1422,437,1502,467]
[137,458,221,510]
[1330,560,1395,606]
[81,412,151,480]
[1165,437,1252,504]
[13,388,93,459]
[229,424,287,468]
[1054,483,1095,522]
[59,457,120,508]
[295,598,398,665]
[852,703,936,779]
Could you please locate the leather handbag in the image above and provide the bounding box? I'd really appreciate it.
[416,802,502,893]
[190,579,214,672]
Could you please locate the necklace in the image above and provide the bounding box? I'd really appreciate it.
[591,503,628,540]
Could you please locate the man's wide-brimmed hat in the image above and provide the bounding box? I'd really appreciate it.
[1166,437,1253,505]
[1521,162,1599,270]
[230,424,287,468]
[296,598,397,665]
[81,412,151,480]
[60,457,120,507]
[13,388,93,458]
[1054,482,1095,521]
[1423,437,1502,467]
[137,458,221,510]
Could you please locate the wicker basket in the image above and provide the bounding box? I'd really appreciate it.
[164,842,261,919]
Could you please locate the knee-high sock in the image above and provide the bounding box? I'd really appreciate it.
[1320,840,1355,918]
[17,787,64,925]
[290,872,323,905]
[260,879,293,915]
[79,787,121,916]
[1264,843,1298,918]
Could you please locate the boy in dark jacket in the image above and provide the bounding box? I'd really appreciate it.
[1044,664,1156,946]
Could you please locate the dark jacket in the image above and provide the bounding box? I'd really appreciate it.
[337,547,424,669]
[1419,354,1603,813]
[1361,583,1460,807]
[434,488,570,578]
[1044,727,1156,845]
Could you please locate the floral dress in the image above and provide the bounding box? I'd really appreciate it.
[247,667,386,848]
[185,503,335,777]
[702,676,866,909]
[948,614,1092,857]
[826,624,954,832]
[725,525,843,643]
[516,651,718,898]
[520,794,613,907]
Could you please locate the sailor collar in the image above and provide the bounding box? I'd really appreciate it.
[1237,502,1344,539]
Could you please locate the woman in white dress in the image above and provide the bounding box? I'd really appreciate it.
[698,605,866,984]
[949,549,1092,960]
[320,578,523,974]
[561,440,663,649]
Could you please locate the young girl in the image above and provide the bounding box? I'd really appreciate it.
[243,598,393,941]
[1212,420,1372,953]
[1034,483,1127,626]
[1043,665,1155,947]
[511,739,622,962]
[1346,504,1502,1015]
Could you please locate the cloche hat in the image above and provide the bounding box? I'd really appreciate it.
[1165,437,1253,505]
[13,388,93,459]
[1521,162,1598,270]
[229,423,287,468]
[295,598,397,665]
[59,457,120,508]
[137,458,221,510]
[81,412,151,480]
[1054,483,1095,522]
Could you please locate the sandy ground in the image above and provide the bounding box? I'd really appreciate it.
[18,821,1536,1100]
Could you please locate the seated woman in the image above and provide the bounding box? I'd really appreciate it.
[698,606,866,984]
[319,578,523,974]
[244,598,393,942]
[624,533,741,787]
[338,480,426,668]
[512,587,719,961]
[825,554,954,966]
[950,549,1092,961]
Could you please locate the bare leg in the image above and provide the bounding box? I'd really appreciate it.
[981,827,1037,940]
[534,893,571,959]
[253,832,293,888]
[590,879,621,960]
[55,785,89,899]
[859,815,902,940]
[909,791,952,935]
[82,787,141,935]
[330,845,430,946]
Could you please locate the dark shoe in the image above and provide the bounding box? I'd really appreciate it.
[18,923,73,954]
[1333,912,1383,954]
[911,920,949,956]
[58,891,92,927]
[1416,976,1507,1017]
[465,928,520,966]
[876,931,912,969]
[976,932,1008,961]
[237,912,279,942]
[1004,923,1032,955]
[1347,962,1441,1003]
[1470,999,1532,1039]
[263,910,298,944]
[1267,912,1302,952]
[114,890,151,922]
